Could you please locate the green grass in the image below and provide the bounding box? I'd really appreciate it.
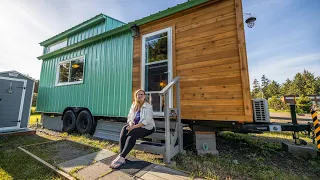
[24,140,101,165]
[0,135,61,180]
[269,109,291,113]
[173,132,320,180]
[2,129,319,179]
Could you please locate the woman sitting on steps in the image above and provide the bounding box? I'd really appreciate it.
[110,89,155,169]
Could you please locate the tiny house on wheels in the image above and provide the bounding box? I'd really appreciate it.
[0,70,35,133]
[37,0,310,162]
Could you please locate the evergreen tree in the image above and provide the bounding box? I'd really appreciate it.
[261,75,270,98]
[266,80,280,98]
[252,78,260,98]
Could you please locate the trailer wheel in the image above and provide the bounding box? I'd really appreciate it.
[76,110,93,134]
[62,110,76,133]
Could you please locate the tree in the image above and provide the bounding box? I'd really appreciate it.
[290,70,316,95]
[296,94,312,113]
[261,75,270,98]
[302,69,316,95]
[266,80,280,98]
[280,78,293,95]
[315,77,320,94]
[34,80,39,93]
[252,78,260,98]
[268,96,288,110]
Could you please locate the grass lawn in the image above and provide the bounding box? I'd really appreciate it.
[269,109,291,113]
[1,129,319,180]
[0,135,61,180]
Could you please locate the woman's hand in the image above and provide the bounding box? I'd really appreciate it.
[126,122,134,131]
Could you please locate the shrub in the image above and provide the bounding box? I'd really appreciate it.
[268,96,288,111]
[296,95,312,113]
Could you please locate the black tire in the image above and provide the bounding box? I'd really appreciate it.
[76,110,93,134]
[62,110,76,133]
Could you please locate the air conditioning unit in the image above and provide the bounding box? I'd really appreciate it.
[252,99,270,123]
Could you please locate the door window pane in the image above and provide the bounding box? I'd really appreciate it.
[145,32,168,63]
[145,62,168,92]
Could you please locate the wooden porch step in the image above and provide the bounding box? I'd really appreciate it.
[134,140,165,155]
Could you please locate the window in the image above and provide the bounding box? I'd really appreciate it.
[56,56,85,86]
[48,39,67,53]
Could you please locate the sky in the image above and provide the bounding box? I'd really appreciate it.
[0,0,319,89]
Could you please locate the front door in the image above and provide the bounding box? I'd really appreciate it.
[141,27,173,116]
[0,77,26,131]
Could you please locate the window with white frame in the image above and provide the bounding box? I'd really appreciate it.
[48,39,67,53]
[56,56,85,86]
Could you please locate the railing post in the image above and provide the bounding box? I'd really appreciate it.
[164,93,171,163]
[177,81,183,153]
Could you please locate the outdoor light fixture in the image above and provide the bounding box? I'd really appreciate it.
[244,13,256,28]
[130,24,140,38]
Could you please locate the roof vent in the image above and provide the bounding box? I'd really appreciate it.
[252,99,270,123]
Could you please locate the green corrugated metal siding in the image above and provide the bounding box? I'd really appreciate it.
[68,17,125,46]
[68,21,105,46]
[105,17,124,31]
[37,31,133,117]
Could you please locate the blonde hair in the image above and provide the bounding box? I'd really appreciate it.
[133,89,146,112]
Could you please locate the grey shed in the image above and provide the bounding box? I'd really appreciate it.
[0,70,35,132]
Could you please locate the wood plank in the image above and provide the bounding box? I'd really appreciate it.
[181,99,243,106]
[176,7,236,33]
[140,0,231,34]
[180,76,241,87]
[181,114,253,122]
[180,84,242,93]
[177,62,240,76]
[176,43,238,60]
[181,70,241,80]
[182,105,244,112]
[235,0,252,117]
[176,30,237,48]
[172,24,177,108]
[175,0,235,28]
[176,24,236,44]
[176,17,236,39]
[182,110,244,115]
[176,36,238,55]
[177,49,239,65]
[177,56,238,70]
[181,91,243,100]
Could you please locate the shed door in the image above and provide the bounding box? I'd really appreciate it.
[0,77,26,130]
[141,27,173,116]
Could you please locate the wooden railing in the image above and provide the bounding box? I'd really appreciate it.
[159,76,183,163]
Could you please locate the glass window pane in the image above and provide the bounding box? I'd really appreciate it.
[70,57,84,82]
[145,32,167,63]
[59,63,69,83]
[145,62,168,91]
[148,93,161,112]
[48,40,67,53]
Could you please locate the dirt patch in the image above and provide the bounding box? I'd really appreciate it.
[24,140,101,165]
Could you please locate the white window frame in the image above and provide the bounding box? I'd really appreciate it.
[55,55,85,87]
[47,39,68,53]
[141,27,173,116]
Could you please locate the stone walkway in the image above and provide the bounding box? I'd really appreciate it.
[58,149,199,180]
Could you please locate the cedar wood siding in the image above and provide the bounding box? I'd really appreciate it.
[132,0,253,122]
